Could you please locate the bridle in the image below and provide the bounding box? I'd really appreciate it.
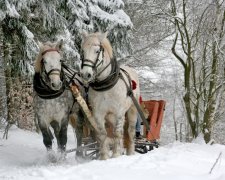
[81,44,113,80]
[40,48,62,81]
[81,45,104,70]
[80,44,120,91]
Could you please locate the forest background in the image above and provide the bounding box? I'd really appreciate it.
[0,0,225,145]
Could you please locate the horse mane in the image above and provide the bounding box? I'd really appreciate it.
[35,42,57,73]
[82,32,113,59]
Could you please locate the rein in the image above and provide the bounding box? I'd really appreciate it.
[119,68,150,131]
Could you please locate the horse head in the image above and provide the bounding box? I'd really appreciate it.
[80,31,113,83]
[35,40,64,91]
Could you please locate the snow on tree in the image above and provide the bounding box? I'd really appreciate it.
[0,0,133,130]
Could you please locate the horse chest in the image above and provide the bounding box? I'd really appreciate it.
[34,92,72,123]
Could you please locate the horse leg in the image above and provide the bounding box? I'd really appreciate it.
[99,135,109,160]
[50,121,60,148]
[112,115,125,158]
[75,110,85,157]
[38,119,58,162]
[58,118,69,153]
[38,119,53,151]
[95,115,108,160]
[126,106,137,155]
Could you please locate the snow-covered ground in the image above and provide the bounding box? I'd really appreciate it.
[0,126,225,180]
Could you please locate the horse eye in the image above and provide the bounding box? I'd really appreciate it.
[42,59,47,64]
[96,49,100,53]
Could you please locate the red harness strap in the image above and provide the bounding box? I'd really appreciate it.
[139,95,143,104]
[42,49,59,56]
[131,80,137,90]
[131,80,143,104]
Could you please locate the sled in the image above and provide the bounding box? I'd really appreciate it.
[134,100,166,153]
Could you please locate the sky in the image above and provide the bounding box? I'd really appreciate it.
[0,126,225,180]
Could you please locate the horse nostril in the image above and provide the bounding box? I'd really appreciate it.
[81,72,92,81]
[87,73,91,79]
[51,83,56,88]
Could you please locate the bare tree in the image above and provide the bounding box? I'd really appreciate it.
[125,0,225,143]
[170,0,225,143]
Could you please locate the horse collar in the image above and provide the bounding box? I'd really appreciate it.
[89,57,120,91]
[33,73,66,99]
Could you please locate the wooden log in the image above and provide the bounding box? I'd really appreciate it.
[69,84,99,134]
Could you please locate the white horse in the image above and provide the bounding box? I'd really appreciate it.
[79,32,140,159]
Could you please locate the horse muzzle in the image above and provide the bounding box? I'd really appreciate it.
[50,80,62,91]
[80,71,93,82]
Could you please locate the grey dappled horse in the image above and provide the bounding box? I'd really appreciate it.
[33,40,84,161]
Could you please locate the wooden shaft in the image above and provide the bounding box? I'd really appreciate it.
[70,84,99,134]
[130,94,150,131]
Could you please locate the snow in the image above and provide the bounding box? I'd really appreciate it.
[22,26,34,39]
[89,5,132,28]
[136,66,160,83]
[5,0,20,18]
[1,126,225,180]
[94,0,124,9]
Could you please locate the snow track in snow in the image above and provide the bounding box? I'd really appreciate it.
[0,126,225,180]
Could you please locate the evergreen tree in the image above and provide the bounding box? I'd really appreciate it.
[0,0,132,130]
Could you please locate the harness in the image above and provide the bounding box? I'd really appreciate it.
[81,45,104,71]
[80,46,150,131]
[89,57,120,91]
[81,44,120,91]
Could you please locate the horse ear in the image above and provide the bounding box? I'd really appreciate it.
[99,31,108,42]
[82,31,88,40]
[56,39,63,50]
[37,41,43,48]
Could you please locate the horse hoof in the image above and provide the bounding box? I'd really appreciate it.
[58,152,66,162]
[112,153,121,158]
[47,150,57,163]
[127,150,135,156]
[100,154,109,160]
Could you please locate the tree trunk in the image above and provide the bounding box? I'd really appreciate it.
[0,36,7,127]
[202,42,218,143]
